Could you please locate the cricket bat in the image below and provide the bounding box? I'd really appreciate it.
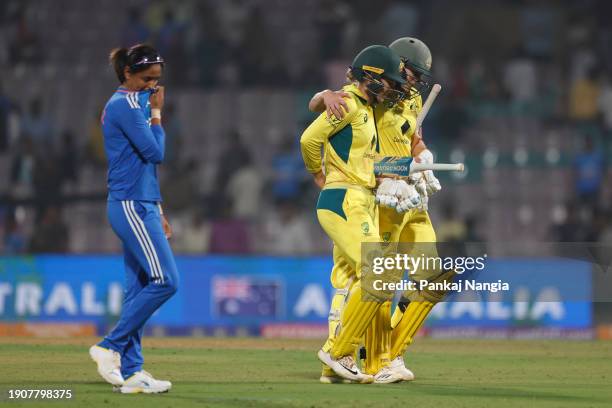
[416,83,441,128]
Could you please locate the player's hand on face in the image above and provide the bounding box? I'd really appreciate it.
[161,213,172,239]
[313,171,326,189]
[395,180,421,213]
[376,178,399,208]
[149,86,165,110]
[323,90,350,120]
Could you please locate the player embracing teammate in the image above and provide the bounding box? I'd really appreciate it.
[302,38,455,383]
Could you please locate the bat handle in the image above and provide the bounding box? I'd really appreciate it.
[409,162,464,173]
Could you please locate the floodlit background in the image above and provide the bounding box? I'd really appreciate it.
[0,0,610,339]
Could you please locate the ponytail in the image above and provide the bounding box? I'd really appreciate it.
[109,47,129,83]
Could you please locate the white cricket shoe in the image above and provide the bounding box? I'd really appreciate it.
[317,349,373,383]
[89,345,124,386]
[319,374,355,384]
[388,356,415,381]
[373,365,404,384]
[117,370,172,394]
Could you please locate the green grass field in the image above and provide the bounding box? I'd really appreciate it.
[0,337,611,407]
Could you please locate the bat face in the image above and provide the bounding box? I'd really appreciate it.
[374,156,414,178]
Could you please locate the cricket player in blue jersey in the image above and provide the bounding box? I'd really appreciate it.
[89,44,178,394]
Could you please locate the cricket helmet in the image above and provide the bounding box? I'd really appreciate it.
[349,45,406,105]
[389,37,433,98]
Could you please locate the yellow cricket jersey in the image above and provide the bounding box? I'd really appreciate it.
[300,83,377,189]
[375,93,422,157]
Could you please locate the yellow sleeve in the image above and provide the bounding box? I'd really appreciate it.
[401,93,423,140]
[300,99,358,174]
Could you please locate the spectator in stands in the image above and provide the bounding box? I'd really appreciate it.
[0,82,16,152]
[10,135,35,188]
[32,147,62,219]
[8,7,44,65]
[3,212,26,254]
[551,201,588,242]
[86,108,106,168]
[462,214,487,256]
[270,138,306,202]
[436,201,467,243]
[226,152,263,220]
[598,74,612,133]
[569,67,601,124]
[155,9,187,85]
[503,47,537,114]
[175,210,211,254]
[58,130,78,187]
[192,1,224,87]
[573,135,605,207]
[519,1,557,59]
[215,130,250,194]
[315,0,352,61]
[263,199,313,255]
[121,7,150,46]
[209,197,251,254]
[21,98,54,144]
[377,0,419,46]
[240,5,287,87]
[28,206,69,253]
[161,159,198,212]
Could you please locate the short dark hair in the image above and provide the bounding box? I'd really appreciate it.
[109,44,164,83]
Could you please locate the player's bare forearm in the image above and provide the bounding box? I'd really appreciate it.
[411,138,427,158]
[309,89,351,120]
[313,171,326,189]
[309,90,328,113]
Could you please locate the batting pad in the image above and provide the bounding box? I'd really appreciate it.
[390,301,434,359]
[363,300,392,375]
[330,283,381,359]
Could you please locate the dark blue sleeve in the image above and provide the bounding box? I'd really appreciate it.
[114,97,164,164]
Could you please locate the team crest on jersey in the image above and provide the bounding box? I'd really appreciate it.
[325,113,343,128]
[382,232,391,242]
[361,222,370,235]
[363,113,368,123]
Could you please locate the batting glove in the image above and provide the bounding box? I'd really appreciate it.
[376,178,399,208]
[414,149,441,196]
[395,180,421,213]
[414,177,430,212]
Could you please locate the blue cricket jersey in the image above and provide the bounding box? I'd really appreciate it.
[101,87,165,202]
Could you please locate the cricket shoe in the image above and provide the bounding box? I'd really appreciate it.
[319,366,362,384]
[115,370,172,394]
[317,349,373,383]
[89,345,124,386]
[319,374,356,384]
[373,365,404,384]
[388,356,415,381]
[320,364,354,384]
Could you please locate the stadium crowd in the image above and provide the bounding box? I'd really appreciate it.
[0,0,611,255]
